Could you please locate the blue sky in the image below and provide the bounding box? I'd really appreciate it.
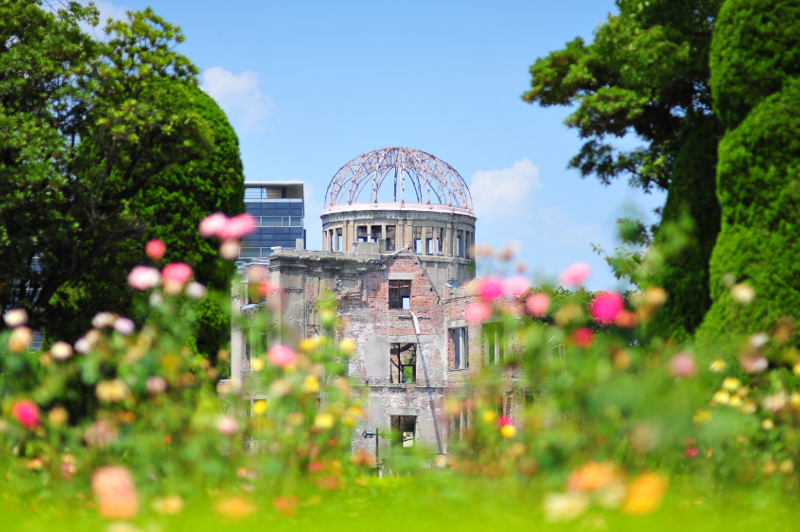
[91,0,665,291]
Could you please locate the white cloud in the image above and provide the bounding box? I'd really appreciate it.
[202,67,273,134]
[469,158,541,219]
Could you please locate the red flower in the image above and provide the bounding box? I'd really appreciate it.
[11,399,40,429]
[685,447,698,458]
[572,328,594,348]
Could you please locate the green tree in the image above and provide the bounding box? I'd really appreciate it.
[45,84,244,356]
[697,0,800,347]
[523,0,723,339]
[0,2,243,353]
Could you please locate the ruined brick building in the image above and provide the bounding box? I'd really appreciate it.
[232,147,508,459]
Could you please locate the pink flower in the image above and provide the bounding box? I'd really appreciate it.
[572,328,594,348]
[740,354,768,374]
[259,281,274,297]
[685,447,699,458]
[127,266,160,291]
[161,263,193,285]
[216,415,239,436]
[218,213,256,240]
[498,416,513,427]
[590,291,624,324]
[526,293,551,317]
[465,301,493,324]
[669,352,696,378]
[476,277,504,301]
[501,276,530,299]
[11,399,40,429]
[92,466,139,519]
[268,345,297,367]
[199,212,227,238]
[113,317,135,336]
[145,239,166,260]
[559,262,591,286]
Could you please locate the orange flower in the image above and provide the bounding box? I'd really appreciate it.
[622,473,668,515]
[566,461,620,492]
[91,466,139,520]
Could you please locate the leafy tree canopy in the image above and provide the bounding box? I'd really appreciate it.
[0,1,244,350]
[523,0,721,190]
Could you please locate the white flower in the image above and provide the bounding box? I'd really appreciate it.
[543,492,589,522]
[50,341,73,361]
[4,309,28,327]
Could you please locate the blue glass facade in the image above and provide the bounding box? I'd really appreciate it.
[239,182,305,260]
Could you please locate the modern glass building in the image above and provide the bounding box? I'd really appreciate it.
[239,181,305,261]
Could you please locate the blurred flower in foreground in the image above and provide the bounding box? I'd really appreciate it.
[566,461,621,493]
[589,291,624,324]
[730,283,755,304]
[740,353,768,374]
[465,301,492,324]
[622,473,668,515]
[152,494,184,515]
[4,308,28,327]
[668,352,696,378]
[216,416,239,436]
[572,328,594,348]
[11,399,40,429]
[273,495,299,517]
[50,341,73,361]
[476,277,504,301]
[501,276,530,298]
[543,492,590,521]
[127,266,160,291]
[92,466,139,520]
[215,496,256,520]
[145,239,166,260]
[559,262,591,286]
[8,326,33,353]
[268,345,297,367]
[526,292,550,317]
[709,359,727,373]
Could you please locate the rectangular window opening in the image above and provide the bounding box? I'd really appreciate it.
[336,228,343,252]
[388,279,411,309]
[370,225,382,243]
[390,415,416,447]
[484,322,504,365]
[450,327,469,370]
[390,343,416,384]
[357,225,368,242]
[385,225,396,251]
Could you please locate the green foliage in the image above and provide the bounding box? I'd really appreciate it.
[524,0,722,190]
[699,2,800,348]
[0,2,242,345]
[646,121,722,341]
[45,83,244,354]
[524,1,723,341]
[710,0,800,128]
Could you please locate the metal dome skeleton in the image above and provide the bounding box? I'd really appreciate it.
[324,147,473,211]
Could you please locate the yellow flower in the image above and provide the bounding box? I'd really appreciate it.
[729,395,742,408]
[250,358,265,372]
[790,393,800,409]
[339,338,356,355]
[343,407,363,426]
[314,413,335,429]
[779,459,794,475]
[721,377,740,392]
[482,410,498,424]
[761,418,775,431]
[793,363,800,376]
[740,401,757,414]
[709,359,727,373]
[693,410,712,424]
[622,473,668,515]
[252,400,268,416]
[298,338,316,353]
[711,390,731,405]
[95,379,129,403]
[302,375,320,394]
[500,424,517,439]
[763,461,777,475]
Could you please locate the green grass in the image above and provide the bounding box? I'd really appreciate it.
[2,473,797,532]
